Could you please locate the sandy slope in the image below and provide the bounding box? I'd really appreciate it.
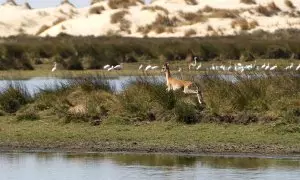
[0,0,299,37]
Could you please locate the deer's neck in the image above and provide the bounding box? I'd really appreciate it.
[165,68,171,80]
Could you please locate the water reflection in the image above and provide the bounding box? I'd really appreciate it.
[1,153,300,180]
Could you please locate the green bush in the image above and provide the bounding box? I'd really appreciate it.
[0,83,32,113]
[174,101,199,124]
[17,110,40,121]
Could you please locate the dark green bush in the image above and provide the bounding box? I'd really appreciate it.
[0,84,32,113]
[17,110,40,121]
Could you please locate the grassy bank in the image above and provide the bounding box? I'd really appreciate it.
[1,116,300,154]
[0,72,299,154]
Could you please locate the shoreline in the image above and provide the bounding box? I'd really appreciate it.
[1,141,300,157]
[1,146,300,159]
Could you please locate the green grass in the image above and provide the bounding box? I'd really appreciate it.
[0,116,300,154]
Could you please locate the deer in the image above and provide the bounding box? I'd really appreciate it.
[161,62,205,105]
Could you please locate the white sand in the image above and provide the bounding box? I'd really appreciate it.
[0,0,299,37]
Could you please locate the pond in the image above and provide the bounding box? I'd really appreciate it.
[1,153,300,180]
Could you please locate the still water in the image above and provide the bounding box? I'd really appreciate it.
[1,153,300,180]
[0,75,242,95]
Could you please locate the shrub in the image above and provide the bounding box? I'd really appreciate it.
[255,5,277,16]
[35,25,50,35]
[202,5,213,12]
[184,29,197,37]
[207,25,214,31]
[284,0,295,9]
[108,0,144,9]
[90,0,104,5]
[240,0,256,4]
[17,110,40,121]
[52,17,66,26]
[248,20,259,29]
[174,101,199,124]
[141,6,169,14]
[111,10,129,24]
[265,45,291,59]
[231,18,250,30]
[89,5,105,14]
[64,56,84,70]
[185,0,198,5]
[179,11,207,24]
[208,9,238,18]
[267,2,281,12]
[0,83,32,113]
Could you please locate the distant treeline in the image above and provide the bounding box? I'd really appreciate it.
[0,29,300,70]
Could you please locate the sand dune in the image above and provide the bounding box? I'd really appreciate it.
[0,0,299,37]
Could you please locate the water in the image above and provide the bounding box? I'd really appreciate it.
[1,153,300,180]
[0,76,165,95]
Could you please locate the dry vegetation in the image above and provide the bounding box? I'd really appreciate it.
[137,14,179,35]
[35,25,50,35]
[111,10,131,33]
[89,5,105,15]
[184,29,197,37]
[267,2,281,12]
[141,5,169,15]
[231,18,258,30]
[178,11,207,24]
[202,5,214,12]
[285,0,296,9]
[185,0,198,5]
[52,17,67,26]
[248,20,259,29]
[207,25,214,31]
[200,6,239,18]
[207,9,239,18]
[111,10,129,24]
[255,4,279,16]
[108,0,144,9]
[240,0,256,5]
[90,0,104,5]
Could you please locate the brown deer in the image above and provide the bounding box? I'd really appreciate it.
[161,62,205,105]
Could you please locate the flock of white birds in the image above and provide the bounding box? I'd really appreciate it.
[51,60,300,73]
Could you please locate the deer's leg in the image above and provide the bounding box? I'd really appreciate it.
[184,86,205,105]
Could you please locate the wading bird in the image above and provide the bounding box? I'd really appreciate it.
[113,63,123,70]
[51,62,57,72]
[188,57,197,70]
[139,64,143,70]
[103,64,110,70]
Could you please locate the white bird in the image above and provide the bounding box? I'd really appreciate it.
[196,63,202,70]
[51,62,57,72]
[103,64,110,70]
[139,64,143,70]
[107,66,114,71]
[188,57,197,70]
[265,63,270,70]
[261,63,266,69]
[178,67,182,72]
[145,65,152,71]
[151,66,159,70]
[296,64,300,71]
[113,63,123,70]
[289,63,294,69]
[269,65,277,71]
